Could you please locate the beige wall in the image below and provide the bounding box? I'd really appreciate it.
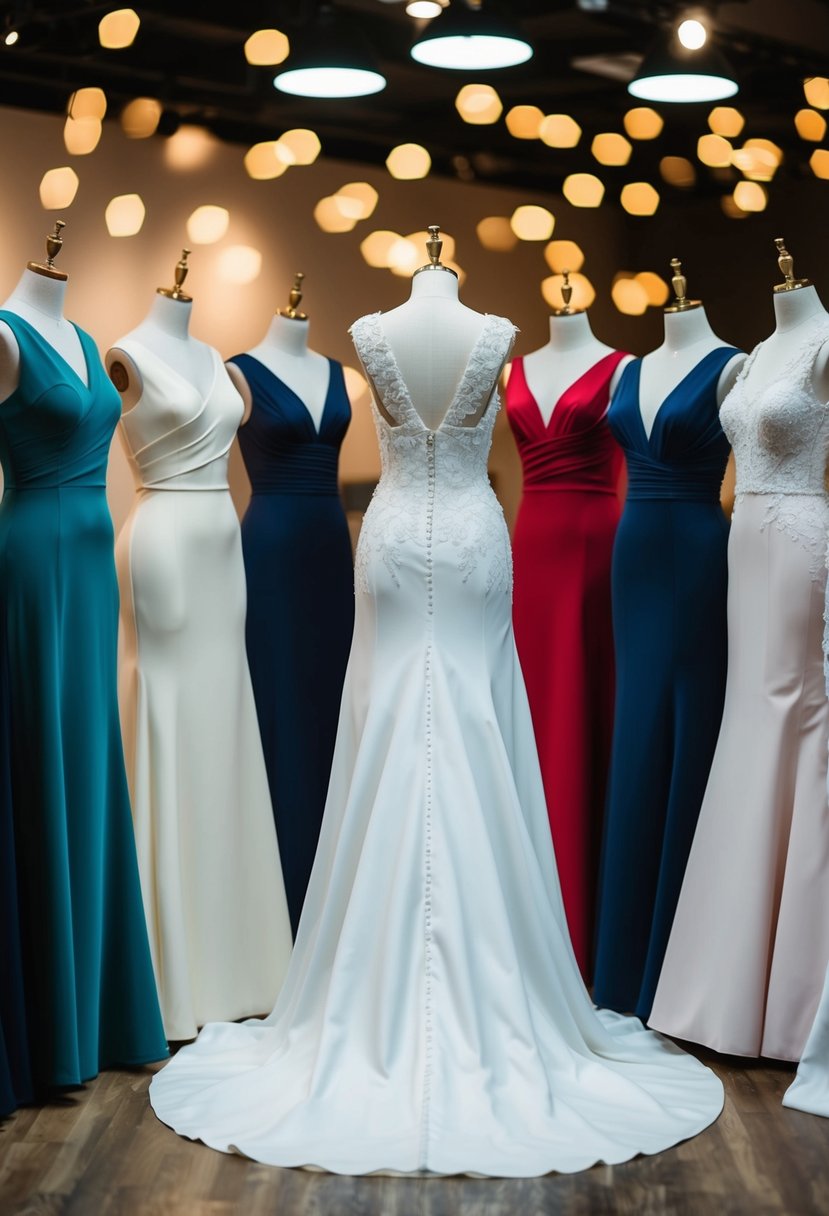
[0,105,632,533]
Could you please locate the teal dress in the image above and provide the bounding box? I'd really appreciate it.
[0,310,167,1091]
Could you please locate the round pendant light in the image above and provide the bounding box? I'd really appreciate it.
[628,28,738,103]
[411,3,532,71]
[274,7,386,99]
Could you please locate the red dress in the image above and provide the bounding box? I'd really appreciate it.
[506,352,626,979]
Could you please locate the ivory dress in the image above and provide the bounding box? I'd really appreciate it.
[650,321,829,1061]
[116,338,292,1042]
[149,311,722,1177]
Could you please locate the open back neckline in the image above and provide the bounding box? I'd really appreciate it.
[0,308,92,393]
[233,352,335,437]
[367,310,503,435]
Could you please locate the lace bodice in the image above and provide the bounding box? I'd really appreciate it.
[721,319,829,579]
[349,311,516,595]
[721,321,829,496]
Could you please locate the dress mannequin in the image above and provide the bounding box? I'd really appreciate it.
[638,261,745,436]
[0,221,87,399]
[751,279,829,398]
[379,227,492,430]
[105,250,215,406]
[227,274,331,429]
[511,277,632,421]
[107,249,292,1040]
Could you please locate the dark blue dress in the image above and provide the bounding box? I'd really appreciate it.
[593,346,738,1019]
[231,354,354,936]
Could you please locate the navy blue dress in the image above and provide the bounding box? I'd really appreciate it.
[593,346,738,1019]
[232,354,354,936]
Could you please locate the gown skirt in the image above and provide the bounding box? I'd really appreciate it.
[650,495,829,1060]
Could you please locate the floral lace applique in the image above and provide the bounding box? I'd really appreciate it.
[350,312,516,598]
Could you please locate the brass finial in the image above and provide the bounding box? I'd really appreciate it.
[414,224,458,279]
[277,272,308,320]
[664,257,701,313]
[157,248,193,302]
[28,220,68,282]
[773,237,811,293]
[552,268,582,316]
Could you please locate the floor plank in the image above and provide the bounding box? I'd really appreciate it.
[1,1051,827,1216]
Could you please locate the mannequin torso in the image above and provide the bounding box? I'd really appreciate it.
[227,315,330,429]
[106,295,216,412]
[513,313,632,424]
[0,269,87,402]
[748,284,829,400]
[379,268,489,431]
[638,306,745,438]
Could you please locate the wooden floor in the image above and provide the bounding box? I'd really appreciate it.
[1,1051,828,1216]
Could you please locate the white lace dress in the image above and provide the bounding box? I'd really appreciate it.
[650,320,829,1061]
[149,311,723,1176]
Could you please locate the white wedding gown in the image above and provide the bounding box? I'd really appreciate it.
[150,310,723,1176]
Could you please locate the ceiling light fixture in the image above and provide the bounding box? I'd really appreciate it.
[628,24,738,103]
[411,1,532,71]
[274,6,385,98]
[406,1,444,17]
[4,28,18,46]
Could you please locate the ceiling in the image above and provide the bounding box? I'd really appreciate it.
[1,0,829,198]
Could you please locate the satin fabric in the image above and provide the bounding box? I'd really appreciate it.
[0,311,167,1090]
[116,338,292,1042]
[593,348,738,1020]
[232,354,354,935]
[506,352,625,978]
[0,613,32,1116]
[650,328,829,1061]
[150,311,723,1177]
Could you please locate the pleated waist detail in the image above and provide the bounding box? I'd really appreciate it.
[248,444,341,496]
[521,432,618,493]
[2,479,106,491]
[625,452,723,503]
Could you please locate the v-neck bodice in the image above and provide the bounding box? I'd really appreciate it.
[506,351,626,493]
[0,309,119,490]
[608,346,739,502]
[117,338,242,491]
[232,353,351,497]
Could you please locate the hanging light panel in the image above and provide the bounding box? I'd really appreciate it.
[274,9,385,98]
[411,4,532,70]
[629,22,738,103]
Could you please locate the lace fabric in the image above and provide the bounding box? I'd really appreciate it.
[349,312,516,596]
[722,319,829,578]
